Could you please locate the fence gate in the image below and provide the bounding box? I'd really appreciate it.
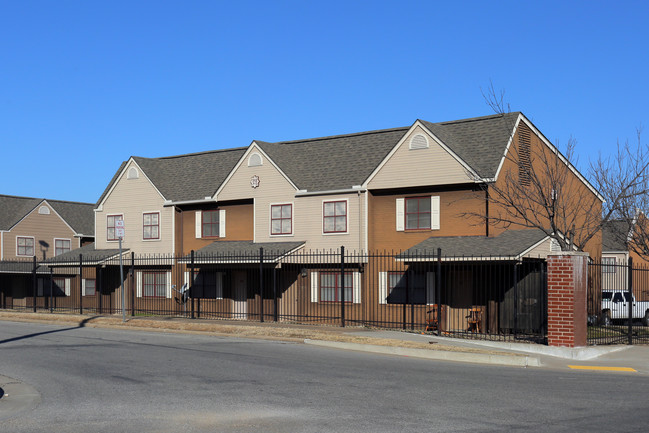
[588,258,649,345]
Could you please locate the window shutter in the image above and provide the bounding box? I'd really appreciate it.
[37,279,44,297]
[166,271,172,298]
[183,272,190,298]
[82,279,87,296]
[215,272,223,299]
[353,271,361,304]
[219,209,226,238]
[310,271,318,303]
[379,272,387,304]
[426,272,436,305]
[136,272,142,298]
[431,196,440,230]
[65,279,71,296]
[396,198,405,231]
[195,211,202,238]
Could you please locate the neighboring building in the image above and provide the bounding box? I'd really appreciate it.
[0,194,95,309]
[0,195,94,260]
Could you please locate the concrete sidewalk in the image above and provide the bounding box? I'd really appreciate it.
[0,310,646,373]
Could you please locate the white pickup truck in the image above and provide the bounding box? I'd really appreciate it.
[601,291,649,326]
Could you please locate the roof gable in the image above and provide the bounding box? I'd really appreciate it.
[255,127,408,192]
[0,194,94,236]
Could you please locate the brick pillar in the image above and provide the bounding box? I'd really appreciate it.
[547,252,589,347]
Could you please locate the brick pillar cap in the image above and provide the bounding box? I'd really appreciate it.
[548,251,590,258]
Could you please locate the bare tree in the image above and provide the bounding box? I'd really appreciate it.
[590,129,649,258]
[462,84,649,254]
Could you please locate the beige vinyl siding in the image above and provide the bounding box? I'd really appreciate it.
[217,147,297,243]
[522,238,554,259]
[4,202,79,259]
[367,125,474,189]
[296,193,364,252]
[95,161,174,254]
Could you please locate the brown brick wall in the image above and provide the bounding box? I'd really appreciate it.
[368,189,486,252]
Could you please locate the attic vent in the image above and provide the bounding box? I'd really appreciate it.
[38,206,50,215]
[518,124,532,186]
[550,239,561,252]
[127,167,139,179]
[409,134,429,150]
[248,153,263,167]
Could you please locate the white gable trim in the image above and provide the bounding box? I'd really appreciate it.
[362,121,482,188]
[96,159,167,211]
[494,114,604,202]
[213,142,299,200]
[518,235,551,259]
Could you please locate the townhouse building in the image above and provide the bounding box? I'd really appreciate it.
[62,112,603,331]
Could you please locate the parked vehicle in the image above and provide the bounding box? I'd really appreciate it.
[601,291,649,326]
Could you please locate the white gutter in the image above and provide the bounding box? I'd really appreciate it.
[295,186,367,197]
[165,197,216,206]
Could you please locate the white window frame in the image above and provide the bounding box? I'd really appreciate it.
[136,271,172,298]
[310,270,361,304]
[247,152,263,167]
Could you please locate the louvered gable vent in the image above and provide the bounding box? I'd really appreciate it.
[409,134,429,150]
[518,124,532,186]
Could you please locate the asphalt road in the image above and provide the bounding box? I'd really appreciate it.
[1,320,648,432]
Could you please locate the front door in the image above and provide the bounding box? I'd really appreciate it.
[233,271,247,319]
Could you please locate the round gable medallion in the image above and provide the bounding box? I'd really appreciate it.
[250,175,260,189]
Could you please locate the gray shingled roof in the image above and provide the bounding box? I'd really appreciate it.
[96,113,522,200]
[0,261,49,274]
[190,240,305,262]
[0,194,95,236]
[398,229,548,260]
[42,243,125,264]
[602,220,631,252]
[419,112,520,179]
[133,148,246,202]
[256,128,409,191]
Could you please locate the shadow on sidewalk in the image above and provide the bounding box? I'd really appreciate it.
[0,316,101,345]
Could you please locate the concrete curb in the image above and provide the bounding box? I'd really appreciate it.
[304,339,541,367]
[0,375,41,421]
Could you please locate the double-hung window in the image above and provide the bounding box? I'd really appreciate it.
[107,215,123,241]
[406,197,431,230]
[83,279,96,296]
[55,239,71,256]
[271,204,292,235]
[323,201,347,233]
[143,212,160,240]
[17,237,34,256]
[142,272,167,297]
[319,272,353,302]
[202,210,220,238]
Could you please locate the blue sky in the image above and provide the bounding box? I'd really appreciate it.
[2,1,648,204]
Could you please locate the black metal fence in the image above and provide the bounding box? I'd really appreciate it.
[0,249,548,343]
[588,258,649,345]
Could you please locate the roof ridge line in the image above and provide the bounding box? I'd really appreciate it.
[268,126,410,145]
[431,112,521,126]
[134,147,248,161]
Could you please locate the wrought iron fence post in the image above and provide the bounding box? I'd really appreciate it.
[437,248,442,336]
[49,267,54,313]
[130,252,135,317]
[79,254,83,315]
[32,256,37,313]
[98,266,102,315]
[259,247,264,323]
[340,246,345,328]
[513,263,518,340]
[628,257,633,345]
[273,267,278,322]
[190,250,195,319]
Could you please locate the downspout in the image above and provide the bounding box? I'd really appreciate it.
[485,185,489,237]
